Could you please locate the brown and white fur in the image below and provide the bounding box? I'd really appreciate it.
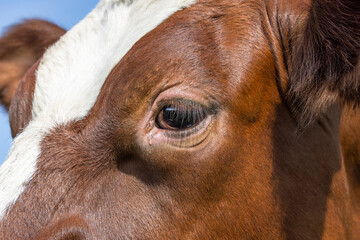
[0,0,359,239]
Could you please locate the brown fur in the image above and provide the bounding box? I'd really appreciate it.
[0,19,65,110]
[287,0,360,124]
[8,60,39,137]
[0,0,359,239]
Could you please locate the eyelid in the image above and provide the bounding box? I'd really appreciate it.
[162,120,209,138]
[161,115,214,148]
[156,98,204,111]
[155,98,218,115]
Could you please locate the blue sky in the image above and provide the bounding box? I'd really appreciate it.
[0,0,99,165]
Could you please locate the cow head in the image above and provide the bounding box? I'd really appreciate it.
[0,0,359,239]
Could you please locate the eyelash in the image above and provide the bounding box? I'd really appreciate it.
[155,99,209,133]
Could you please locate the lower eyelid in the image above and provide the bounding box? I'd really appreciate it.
[163,117,214,148]
[163,125,201,138]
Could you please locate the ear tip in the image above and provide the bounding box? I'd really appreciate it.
[0,19,66,54]
[0,19,65,112]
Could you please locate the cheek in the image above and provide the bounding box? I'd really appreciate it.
[9,61,39,137]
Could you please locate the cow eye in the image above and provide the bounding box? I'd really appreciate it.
[156,100,207,131]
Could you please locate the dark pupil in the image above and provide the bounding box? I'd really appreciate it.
[162,106,198,130]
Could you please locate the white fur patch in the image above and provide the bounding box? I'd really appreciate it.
[0,0,196,219]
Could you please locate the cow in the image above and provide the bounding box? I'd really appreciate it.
[0,0,359,239]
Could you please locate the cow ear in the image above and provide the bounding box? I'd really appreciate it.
[0,19,65,111]
[287,0,360,124]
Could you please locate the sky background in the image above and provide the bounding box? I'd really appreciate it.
[0,0,99,166]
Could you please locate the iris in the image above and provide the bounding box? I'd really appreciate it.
[156,101,207,130]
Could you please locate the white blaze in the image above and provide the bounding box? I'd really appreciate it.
[0,0,196,219]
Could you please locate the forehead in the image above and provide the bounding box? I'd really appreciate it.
[97,2,265,111]
[33,0,197,125]
[36,0,265,125]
